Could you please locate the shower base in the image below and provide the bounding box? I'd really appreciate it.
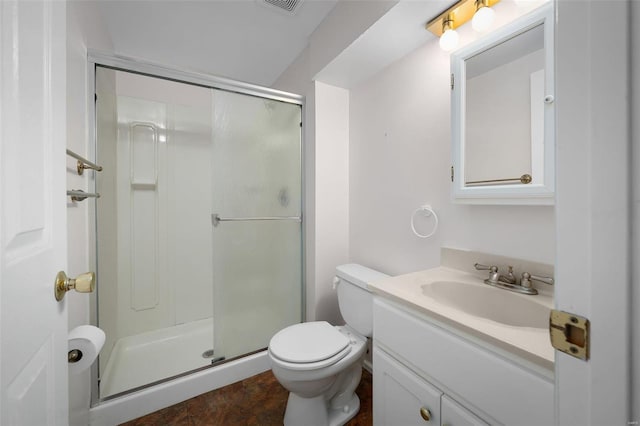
[100,317,214,398]
[90,350,269,425]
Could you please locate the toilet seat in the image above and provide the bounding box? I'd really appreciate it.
[269,321,352,371]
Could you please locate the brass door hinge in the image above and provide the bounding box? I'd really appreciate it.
[451,73,454,90]
[450,166,454,182]
[549,310,590,360]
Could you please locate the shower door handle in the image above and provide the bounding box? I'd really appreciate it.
[211,214,301,227]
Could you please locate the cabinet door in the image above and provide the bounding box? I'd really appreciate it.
[374,348,442,426]
[441,396,489,426]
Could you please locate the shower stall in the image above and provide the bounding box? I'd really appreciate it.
[92,64,303,403]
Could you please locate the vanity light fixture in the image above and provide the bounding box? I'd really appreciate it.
[426,0,500,51]
[439,16,460,51]
[471,0,495,32]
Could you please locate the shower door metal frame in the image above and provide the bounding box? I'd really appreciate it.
[86,51,306,407]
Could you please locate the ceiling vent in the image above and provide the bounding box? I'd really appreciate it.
[261,0,302,14]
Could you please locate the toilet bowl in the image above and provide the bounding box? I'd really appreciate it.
[268,264,389,426]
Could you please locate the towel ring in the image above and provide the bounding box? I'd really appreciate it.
[410,204,438,239]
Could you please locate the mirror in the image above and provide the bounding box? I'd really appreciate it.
[451,4,554,204]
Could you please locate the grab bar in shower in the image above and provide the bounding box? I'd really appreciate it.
[67,190,101,202]
[66,149,103,175]
[211,214,301,227]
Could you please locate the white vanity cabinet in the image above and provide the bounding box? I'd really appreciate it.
[372,297,554,426]
[374,348,487,426]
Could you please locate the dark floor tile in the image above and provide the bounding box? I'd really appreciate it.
[121,369,372,426]
[183,393,212,419]
[121,409,165,426]
[162,404,195,426]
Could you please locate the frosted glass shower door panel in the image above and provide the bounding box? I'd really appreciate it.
[211,91,301,218]
[211,89,302,361]
[213,221,302,360]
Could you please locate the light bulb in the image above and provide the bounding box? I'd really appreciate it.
[439,28,459,51]
[472,6,495,32]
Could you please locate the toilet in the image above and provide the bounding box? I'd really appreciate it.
[268,264,389,426]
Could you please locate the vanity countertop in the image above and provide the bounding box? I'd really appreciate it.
[368,266,554,372]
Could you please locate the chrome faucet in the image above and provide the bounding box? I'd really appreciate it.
[474,263,553,295]
[499,266,516,284]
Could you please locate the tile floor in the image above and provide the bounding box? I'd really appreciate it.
[121,369,372,426]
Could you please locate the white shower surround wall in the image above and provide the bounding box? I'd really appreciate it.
[116,71,215,332]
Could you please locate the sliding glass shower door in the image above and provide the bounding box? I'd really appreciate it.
[210,90,302,362]
[94,66,303,400]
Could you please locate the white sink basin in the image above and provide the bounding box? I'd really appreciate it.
[421,281,549,329]
[368,266,555,368]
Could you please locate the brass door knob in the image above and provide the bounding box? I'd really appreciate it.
[55,271,95,301]
[420,406,431,422]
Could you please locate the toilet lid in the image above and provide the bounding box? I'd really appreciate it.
[269,321,349,364]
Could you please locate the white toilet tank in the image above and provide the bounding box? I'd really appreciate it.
[335,264,389,337]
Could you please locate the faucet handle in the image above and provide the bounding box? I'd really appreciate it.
[500,266,517,284]
[521,272,554,289]
[474,263,497,273]
[530,273,554,285]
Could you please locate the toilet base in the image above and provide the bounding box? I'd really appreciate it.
[283,392,360,426]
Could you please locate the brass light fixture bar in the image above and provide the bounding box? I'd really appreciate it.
[426,0,501,37]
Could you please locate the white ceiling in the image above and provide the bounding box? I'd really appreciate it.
[96,0,338,87]
[314,0,449,88]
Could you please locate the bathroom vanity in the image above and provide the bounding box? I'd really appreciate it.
[369,250,554,425]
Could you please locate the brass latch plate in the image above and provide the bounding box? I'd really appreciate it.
[549,310,589,360]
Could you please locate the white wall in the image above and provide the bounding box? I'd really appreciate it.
[306,0,398,79]
[349,33,555,277]
[66,1,113,425]
[274,1,397,95]
[276,0,554,323]
[314,82,350,323]
[347,1,554,276]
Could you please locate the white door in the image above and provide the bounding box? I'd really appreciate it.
[555,0,630,424]
[0,0,68,425]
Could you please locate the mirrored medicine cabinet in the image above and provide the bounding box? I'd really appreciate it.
[450,3,554,205]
